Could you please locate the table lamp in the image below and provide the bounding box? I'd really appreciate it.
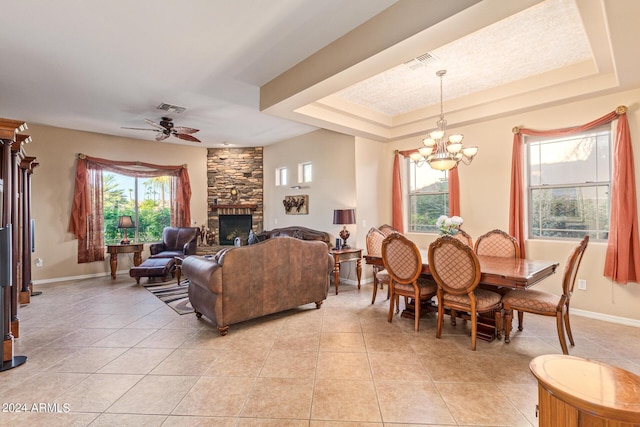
[333,209,355,249]
[117,215,135,244]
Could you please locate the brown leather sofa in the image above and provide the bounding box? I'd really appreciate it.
[149,226,199,258]
[240,226,332,249]
[182,237,334,335]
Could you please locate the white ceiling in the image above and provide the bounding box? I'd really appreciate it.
[2,0,639,148]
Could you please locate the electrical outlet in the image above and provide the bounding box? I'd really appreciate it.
[35,258,43,267]
[577,279,587,291]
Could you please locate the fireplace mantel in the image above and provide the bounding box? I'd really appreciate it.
[210,204,257,211]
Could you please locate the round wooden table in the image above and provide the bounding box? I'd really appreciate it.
[530,354,640,426]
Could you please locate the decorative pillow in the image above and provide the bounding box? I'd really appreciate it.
[292,230,304,240]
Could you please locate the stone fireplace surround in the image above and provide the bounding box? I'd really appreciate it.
[206,147,263,245]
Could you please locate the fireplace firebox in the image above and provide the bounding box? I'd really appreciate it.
[219,214,252,245]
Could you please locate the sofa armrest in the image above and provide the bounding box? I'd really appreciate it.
[149,242,166,256]
[182,256,223,294]
[182,240,197,256]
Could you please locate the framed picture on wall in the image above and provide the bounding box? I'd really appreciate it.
[283,195,309,215]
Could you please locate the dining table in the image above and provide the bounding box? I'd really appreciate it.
[364,250,560,341]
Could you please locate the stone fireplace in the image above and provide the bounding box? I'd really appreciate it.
[206,147,263,245]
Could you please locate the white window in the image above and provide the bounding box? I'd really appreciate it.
[298,162,312,183]
[275,167,287,186]
[526,125,611,240]
[407,160,449,232]
[103,173,172,244]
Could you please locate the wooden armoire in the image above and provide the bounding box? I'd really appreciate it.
[1,118,37,364]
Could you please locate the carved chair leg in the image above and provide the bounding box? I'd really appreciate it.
[450,309,457,326]
[371,278,378,304]
[556,312,569,355]
[517,310,524,331]
[315,300,323,309]
[436,300,444,339]
[564,305,575,346]
[194,310,203,319]
[494,308,503,340]
[504,305,513,344]
[217,325,229,336]
[387,290,395,323]
[414,292,421,332]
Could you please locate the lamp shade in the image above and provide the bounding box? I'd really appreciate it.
[333,209,355,225]
[117,215,135,229]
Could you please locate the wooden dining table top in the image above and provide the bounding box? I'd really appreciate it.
[364,250,560,290]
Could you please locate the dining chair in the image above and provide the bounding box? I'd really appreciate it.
[366,227,390,304]
[428,235,503,350]
[474,229,520,258]
[382,233,437,332]
[502,235,589,354]
[378,224,398,237]
[453,229,473,247]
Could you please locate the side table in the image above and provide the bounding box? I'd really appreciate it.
[330,248,362,295]
[106,244,143,279]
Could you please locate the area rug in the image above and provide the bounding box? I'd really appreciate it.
[143,279,193,315]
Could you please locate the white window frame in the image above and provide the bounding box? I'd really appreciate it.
[298,162,312,184]
[275,167,287,186]
[407,159,449,233]
[525,124,612,241]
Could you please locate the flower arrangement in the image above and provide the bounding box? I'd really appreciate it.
[436,215,464,236]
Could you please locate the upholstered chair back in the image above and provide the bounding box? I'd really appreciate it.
[474,229,520,258]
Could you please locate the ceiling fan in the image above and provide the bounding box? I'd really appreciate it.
[122,117,201,143]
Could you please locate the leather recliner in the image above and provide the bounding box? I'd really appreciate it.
[149,227,199,258]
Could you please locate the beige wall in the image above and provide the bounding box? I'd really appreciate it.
[382,87,640,322]
[27,124,208,282]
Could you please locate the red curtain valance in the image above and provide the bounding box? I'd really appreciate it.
[69,154,192,263]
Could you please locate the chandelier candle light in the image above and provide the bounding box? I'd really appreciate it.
[410,70,479,170]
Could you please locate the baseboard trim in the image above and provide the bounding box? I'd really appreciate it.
[33,270,126,285]
[571,308,640,328]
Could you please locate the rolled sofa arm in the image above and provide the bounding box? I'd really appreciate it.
[182,256,223,294]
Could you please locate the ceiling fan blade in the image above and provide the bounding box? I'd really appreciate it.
[174,133,201,143]
[145,119,165,129]
[155,132,170,142]
[121,127,159,131]
[173,126,199,134]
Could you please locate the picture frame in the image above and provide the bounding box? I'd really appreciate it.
[283,195,309,215]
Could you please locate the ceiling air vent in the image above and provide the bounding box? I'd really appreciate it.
[157,103,186,114]
[403,52,437,70]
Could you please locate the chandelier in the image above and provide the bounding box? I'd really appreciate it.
[410,70,478,171]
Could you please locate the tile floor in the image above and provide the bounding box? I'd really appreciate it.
[2,275,640,426]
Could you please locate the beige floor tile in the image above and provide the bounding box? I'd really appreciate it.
[259,349,317,378]
[375,380,455,424]
[363,332,415,353]
[97,347,174,374]
[90,413,167,426]
[238,419,310,426]
[241,377,314,418]
[172,376,255,416]
[419,352,492,383]
[179,329,233,350]
[135,328,196,348]
[498,383,539,426]
[437,382,533,426]
[204,348,269,377]
[321,313,363,333]
[316,351,372,380]
[123,312,178,329]
[311,379,382,422]
[0,411,99,427]
[162,416,237,426]
[368,351,431,382]
[309,421,383,426]
[0,372,89,403]
[90,327,157,347]
[320,332,366,352]
[48,328,119,347]
[56,373,144,412]
[47,347,128,373]
[150,348,223,375]
[272,330,321,351]
[106,375,199,415]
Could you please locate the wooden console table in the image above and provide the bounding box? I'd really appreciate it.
[530,354,640,426]
[330,248,362,295]
[106,244,143,279]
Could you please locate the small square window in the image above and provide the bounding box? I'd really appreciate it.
[299,162,312,183]
[275,167,287,186]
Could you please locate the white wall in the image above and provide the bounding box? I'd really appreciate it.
[27,124,208,282]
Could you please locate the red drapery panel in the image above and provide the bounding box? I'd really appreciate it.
[69,154,192,263]
[448,166,460,217]
[392,152,404,231]
[510,107,639,283]
[394,149,461,230]
[604,113,640,283]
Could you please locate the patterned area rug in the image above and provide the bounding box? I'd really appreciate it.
[143,279,193,315]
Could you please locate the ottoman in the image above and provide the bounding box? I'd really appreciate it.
[129,257,176,284]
